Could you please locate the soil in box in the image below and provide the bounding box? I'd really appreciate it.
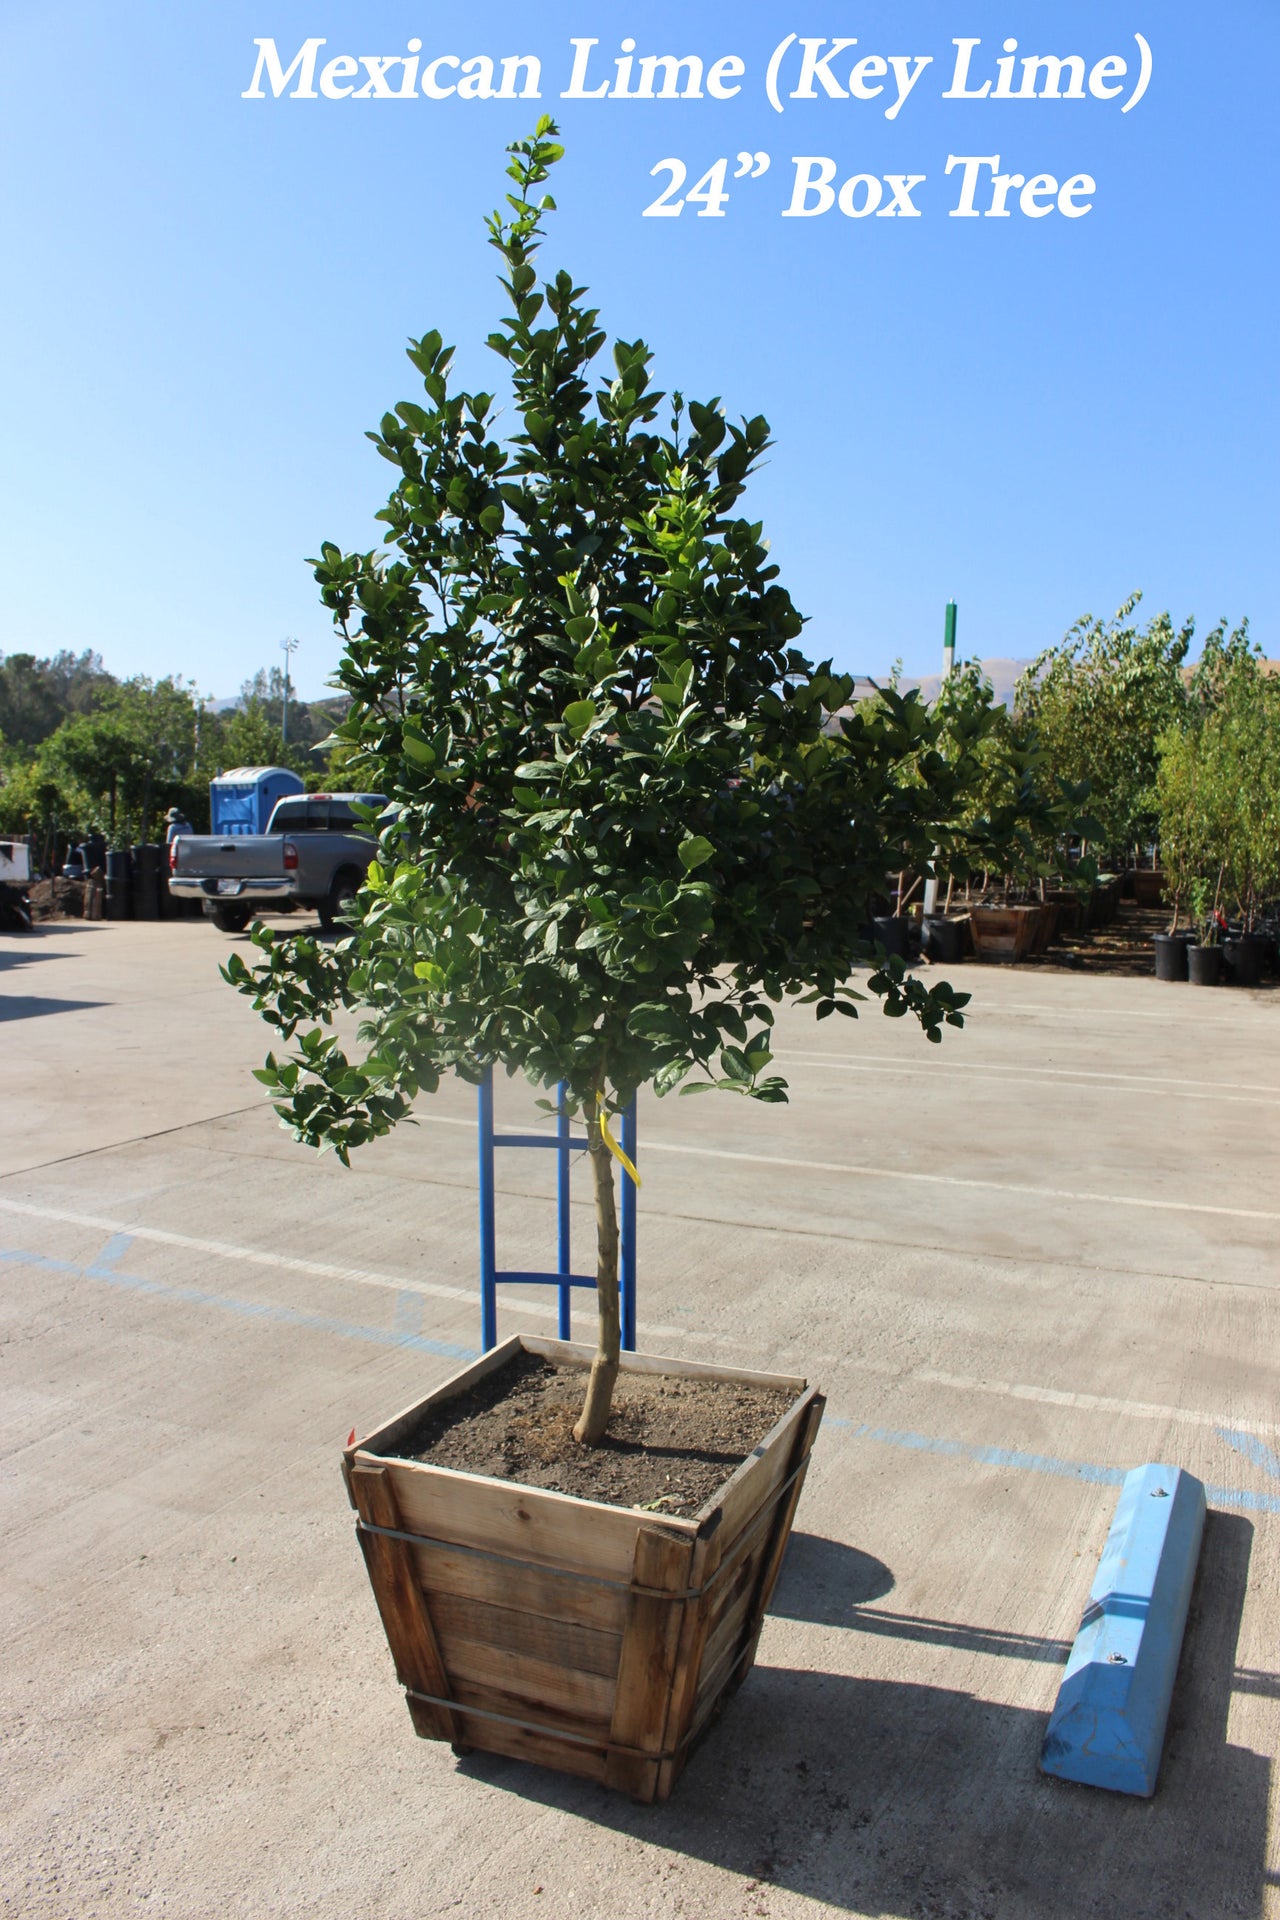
[403,1349,796,1517]
[344,1335,823,1803]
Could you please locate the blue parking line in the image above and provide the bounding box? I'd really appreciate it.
[827,1416,1280,1516]
[89,1232,135,1274]
[1216,1427,1280,1480]
[0,1241,477,1364]
[5,1237,1279,1514]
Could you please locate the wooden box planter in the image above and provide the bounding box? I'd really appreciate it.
[342,1335,824,1804]
[1132,869,1167,909]
[968,904,1043,963]
[1029,902,1060,954]
[1045,889,1083,937]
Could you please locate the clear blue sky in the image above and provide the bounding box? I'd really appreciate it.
[1,1,1274,700]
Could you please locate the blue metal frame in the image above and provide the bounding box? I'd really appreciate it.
[477,1067,637,1352]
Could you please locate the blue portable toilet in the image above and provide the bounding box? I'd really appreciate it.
[209,766,305,836]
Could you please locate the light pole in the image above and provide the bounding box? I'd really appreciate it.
[279,636,299,745]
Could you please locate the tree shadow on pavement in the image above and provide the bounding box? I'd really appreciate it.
[456,1511,1268,1919]
[768,1531,896,1620]
[0,995,105,1021]
[0,926,85,970]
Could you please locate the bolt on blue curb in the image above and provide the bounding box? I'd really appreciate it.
[477,1066,637,1353]
[1040,1463,1206,1796]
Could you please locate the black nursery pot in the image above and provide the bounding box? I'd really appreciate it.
[1223,936,1264,987]
[1153,932,1191,983]
[1187,943,1223,986]
[922,915,966,964]
[871,914,911,961]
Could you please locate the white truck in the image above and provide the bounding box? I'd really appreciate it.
[169,791,385,932]
[0,838,32,930]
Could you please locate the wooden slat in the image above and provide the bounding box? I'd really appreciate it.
[696,1553,766,1700]
[412,1540,630,1635]
[696,1528,761,1643]
[709,1385,819,1537]
[604,1527,695,1799]
[654,1389,824,1799]
[730,1392,827,1688]
[691,1412,821,1718]
[351,1466,458,1743]
[441,1637,616,1730]
[448,1701,609,1785]
[380,1455,692,1583]
[653,1523,726,1803]
[429,1589,621,1678]
[691,1619,753,1727]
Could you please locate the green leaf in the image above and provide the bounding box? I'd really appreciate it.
[562,699,596,737]
[678,836,714,872]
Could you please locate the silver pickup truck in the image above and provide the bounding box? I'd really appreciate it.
[169,791,385,932]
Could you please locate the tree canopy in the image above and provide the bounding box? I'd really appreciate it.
[1015,593,1196,863]
[223,122,1072,1440]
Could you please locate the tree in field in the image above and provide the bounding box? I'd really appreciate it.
[0,649,115,750]
[1157,622,1279,931]
[1016,594,1195,864]
[225,123,1035,1445]
[42,677,206,842]
[919,660,1093,899]
[216,695,310,778]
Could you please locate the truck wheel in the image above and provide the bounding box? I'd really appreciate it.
[210,905,251,934]
[319,869,362,932]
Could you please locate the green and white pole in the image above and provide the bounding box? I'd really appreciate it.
[923,601,958,919]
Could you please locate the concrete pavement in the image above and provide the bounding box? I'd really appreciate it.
[2,917,1278,1919]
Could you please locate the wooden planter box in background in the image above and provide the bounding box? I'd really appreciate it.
[1132,869,1167,909]
[1045,888,1083,936]
[343,1336,824,1804]
[969,904,1043,963]
[1029,903,1060,954]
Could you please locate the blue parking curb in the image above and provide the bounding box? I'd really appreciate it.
[1040,1463,1206,1796]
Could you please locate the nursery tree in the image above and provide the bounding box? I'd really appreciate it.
[1158,624,1280,931]
[1016,595,1194,863]
[227,123,1013,1444]
[44,677,204,842]
[1154,721,1217,930]
[922,661,1094,897]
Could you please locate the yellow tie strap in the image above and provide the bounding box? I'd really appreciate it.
[597,1093,642,1187]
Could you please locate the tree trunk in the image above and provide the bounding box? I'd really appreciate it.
[572,1103,621,1447]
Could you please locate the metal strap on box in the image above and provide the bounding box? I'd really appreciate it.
[401,1685,700,1764]
[354,1454,808,1602]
